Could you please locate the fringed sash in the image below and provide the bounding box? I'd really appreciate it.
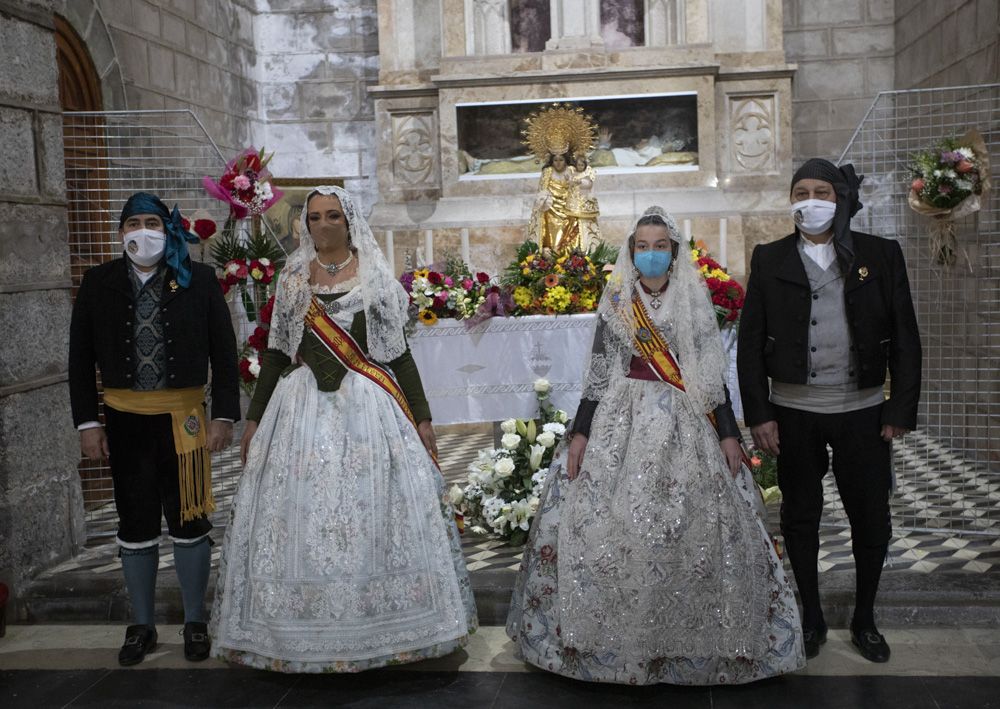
[103,386,213,521]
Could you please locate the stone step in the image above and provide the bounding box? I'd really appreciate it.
[16,568,1000,628]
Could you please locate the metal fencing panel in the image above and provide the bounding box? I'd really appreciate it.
[837,84,1000,536]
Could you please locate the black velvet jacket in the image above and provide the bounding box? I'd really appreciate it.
[737,231,921,430]
[69,258,241,425]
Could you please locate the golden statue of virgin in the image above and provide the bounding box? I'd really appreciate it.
[523,104,600,252]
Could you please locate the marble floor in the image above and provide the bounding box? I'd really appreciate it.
[43,426,1000,582]
[2,626,999,707]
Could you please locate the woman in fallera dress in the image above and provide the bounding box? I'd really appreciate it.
[211,186,476,672]
[506,207,805,685]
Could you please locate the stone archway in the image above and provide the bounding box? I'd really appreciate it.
[54,0,126,111]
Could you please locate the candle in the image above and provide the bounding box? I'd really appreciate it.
[461,228,471,266]
[719,218,727,268]
[425,229,434,265]
[385,230,395,274]
[683,219,692,242]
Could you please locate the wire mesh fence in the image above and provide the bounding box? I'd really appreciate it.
[63,109,262,537]
[837,84,1000,536]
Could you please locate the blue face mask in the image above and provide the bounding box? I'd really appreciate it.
[634,250,673,278]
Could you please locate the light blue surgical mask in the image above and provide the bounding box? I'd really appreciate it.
[634,250,673,278]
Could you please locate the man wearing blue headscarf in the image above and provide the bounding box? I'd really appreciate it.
[69,192,240,666]
[738,159,921,665]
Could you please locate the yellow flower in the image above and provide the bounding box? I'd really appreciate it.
[513,286,533,308]
[525,254,535,263]
[542,285,571,312]
[582,273,591,281]
[414,268,430,279]
[578,290,597,310]
[522,267,531,276]
[690,249,700,261]
[418,309,438,325]
[554,265,564,273]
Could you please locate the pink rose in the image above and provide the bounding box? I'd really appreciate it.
[233,174,251,190]
[956,159,975,174]
[911,178,924,193]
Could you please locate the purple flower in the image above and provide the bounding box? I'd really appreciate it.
[399,272,415,292]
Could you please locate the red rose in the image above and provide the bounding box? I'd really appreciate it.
[181,216,191,231]
[476,272,490,283]
[193,218,217,240]
[433,292,449,308]
[258,295,275,324]
[956,159,975,174]
[218,277,231,295]
[911,178,925,193]
[247,326,269,351]
[428,271,443,285]
[238,358,255,383]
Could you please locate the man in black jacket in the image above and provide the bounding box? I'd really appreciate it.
[738,159,921,663]
[69,192,239,666]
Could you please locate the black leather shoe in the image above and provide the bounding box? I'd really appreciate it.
[851,625,890,663]
[183,622,211,661]
[803,625,828,659]
[118,624,157,666]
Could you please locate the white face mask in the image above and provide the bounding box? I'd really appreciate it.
[791,199,836,235]
[123,228,166,267]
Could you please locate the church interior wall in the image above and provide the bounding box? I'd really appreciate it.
[0,0,86,592]
[254,0,381,212]
[782,0,895,164]
[894,0,998,89]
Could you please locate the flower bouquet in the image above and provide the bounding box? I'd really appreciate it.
[203,146,283,220]
[451,379,568,545]
[908,129,991,266]
[209,222,284,322]
[503,240,618,316]
[690,239,745,329]
[400,256,493,326]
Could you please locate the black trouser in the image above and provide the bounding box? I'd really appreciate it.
[105,406,212,545]
[774,403,891,630]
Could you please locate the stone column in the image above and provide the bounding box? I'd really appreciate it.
[546,0,603,50]
[468,0,512,55]
[0,1,86,603]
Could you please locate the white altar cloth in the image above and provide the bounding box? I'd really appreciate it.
[408,314,598,425]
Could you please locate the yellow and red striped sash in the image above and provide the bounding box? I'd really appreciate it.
[630,291,686,392]
[630,290,753,469]
[304,297,440,471]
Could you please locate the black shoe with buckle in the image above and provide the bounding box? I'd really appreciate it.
[851,625,890,663]
[183,621,211,661]
[118,624,157,666]
[802,624,828,659]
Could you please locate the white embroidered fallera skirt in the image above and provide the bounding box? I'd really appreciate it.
[211,366,477,673]
[506,377,805,685]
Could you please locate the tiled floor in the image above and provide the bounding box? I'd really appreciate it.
[2,626,999,708]
[41,426,1000,582]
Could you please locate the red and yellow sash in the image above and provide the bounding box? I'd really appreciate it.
[304,297,440,470]
[630,291,686,392]
[630,291,753,470]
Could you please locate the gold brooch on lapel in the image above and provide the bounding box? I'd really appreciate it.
[858,267,869,281]
[169,279,179,292]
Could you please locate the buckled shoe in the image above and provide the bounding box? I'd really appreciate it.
[118,624,157,666]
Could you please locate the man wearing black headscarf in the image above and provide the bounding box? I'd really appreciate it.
[69,192,240,666]
[738,159,921,663]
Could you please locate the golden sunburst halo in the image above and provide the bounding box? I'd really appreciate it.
[522,103,598,164]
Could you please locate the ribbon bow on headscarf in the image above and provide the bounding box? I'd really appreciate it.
[790,158,865,269]
[119,191,199,288]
